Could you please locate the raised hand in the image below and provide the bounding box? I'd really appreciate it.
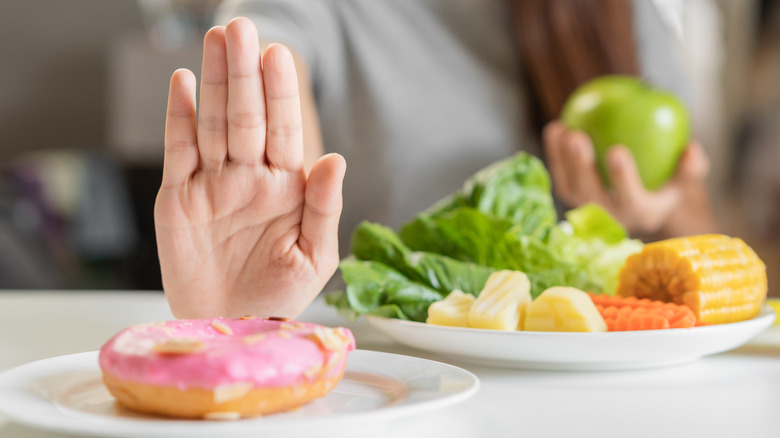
[543,120,715,238]
[154,18,345,319]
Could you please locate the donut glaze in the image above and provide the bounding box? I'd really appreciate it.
[98,317,355,418]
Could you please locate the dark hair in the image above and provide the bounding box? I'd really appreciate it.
[512,0,639,130]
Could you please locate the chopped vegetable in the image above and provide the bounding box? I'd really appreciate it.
[589,293,697,330]
[523,287,607,332]
[468,271,532,331]
[426,290,475,328]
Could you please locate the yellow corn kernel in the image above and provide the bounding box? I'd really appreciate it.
[468,270,531,331]
[616,234,767,324]
[426,290,476,327]
[523,287,607,332]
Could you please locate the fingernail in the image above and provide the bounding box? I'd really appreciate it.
[266,44,295,74]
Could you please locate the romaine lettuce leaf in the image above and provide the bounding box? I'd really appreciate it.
[401,207,599,298]
[420,152,557,239]
[399,207,516,266]
[338,257,443,321]
[351,221,495,296]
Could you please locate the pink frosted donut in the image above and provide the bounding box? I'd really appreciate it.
[99,316,355,419]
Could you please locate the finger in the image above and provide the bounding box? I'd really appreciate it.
[543,121,572,200]
[558,130,584,196]
[162,69,199,187]
[564,130,605,204]
[197,26,228,170]
[299,153,346,274]
[606,146,647,207]
[672,141,710,184]
[608,146,681,233]
[263,44,304,171]
[225,17,266,164]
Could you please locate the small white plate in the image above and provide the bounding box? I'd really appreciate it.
[367,305,777,371]
[0,350,478,438]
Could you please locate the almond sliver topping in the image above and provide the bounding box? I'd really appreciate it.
[153,337,206,355]
[213,382,254,403]
[280,322,307,331]
[240,315,256,320]
[242,333,266,345]
[203,411,241,421]
[211,320,233,335]
[310,327,348,352]
[322,350,344,374]
[303,362,323,379]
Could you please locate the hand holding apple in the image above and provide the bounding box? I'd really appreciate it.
[561,76,690,191]
[543,120,710,237]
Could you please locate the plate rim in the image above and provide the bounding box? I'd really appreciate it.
[365,304,777,370]
[0,349,479,437]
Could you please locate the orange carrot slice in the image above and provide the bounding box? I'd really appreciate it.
[589,293,698,331]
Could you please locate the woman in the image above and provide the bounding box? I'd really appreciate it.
[155,1,716,318]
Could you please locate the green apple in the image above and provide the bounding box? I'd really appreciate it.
[561,75,691,191]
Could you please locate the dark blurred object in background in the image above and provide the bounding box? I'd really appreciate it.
[0,152,138,288]
[0,0,222,291]
[738,0,780,240]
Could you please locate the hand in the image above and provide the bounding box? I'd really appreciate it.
[543,120,711,237]
[154,18,345,319]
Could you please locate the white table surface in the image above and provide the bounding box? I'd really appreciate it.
[1,291,780,438]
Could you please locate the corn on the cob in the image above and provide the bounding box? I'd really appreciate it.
[426,290,475,327]
[468,270,531,330]
[616,234,767,324]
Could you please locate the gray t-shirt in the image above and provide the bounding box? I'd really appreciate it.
[216,0,688,256]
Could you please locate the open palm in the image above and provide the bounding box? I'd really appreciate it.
[154,18,345,319]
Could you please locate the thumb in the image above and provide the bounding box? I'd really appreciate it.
[299,153,346,274]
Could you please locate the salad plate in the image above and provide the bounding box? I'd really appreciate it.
[0,349,478,438]
[366,305,776,371]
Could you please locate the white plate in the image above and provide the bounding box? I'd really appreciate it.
[367,305,777,371]
[0,349,478,438]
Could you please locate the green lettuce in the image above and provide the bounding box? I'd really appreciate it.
[327,152,642,321]
[399,207,516,267]
[418,152,556,239]
[399,207,599,298]
[351,221,495,297]
[548,203,643,295]
[336,258,444,322]
[327,222,498,322]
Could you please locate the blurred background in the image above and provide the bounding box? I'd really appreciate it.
[0,0,779,294]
